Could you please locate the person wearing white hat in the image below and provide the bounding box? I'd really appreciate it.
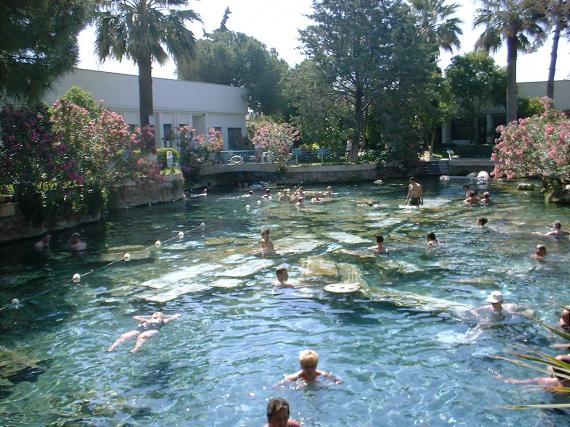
[471,290,518,319]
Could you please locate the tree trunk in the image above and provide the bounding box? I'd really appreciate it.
[547,21,561,100]
[506,35,518,123]
[138,56,154,130]
[351,85,364,162]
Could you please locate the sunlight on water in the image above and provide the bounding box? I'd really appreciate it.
[1,178,570,426]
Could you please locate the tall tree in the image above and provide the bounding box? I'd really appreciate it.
[445,52,506,143]
[474,0,546,122]
[409,0,463,55]
[0,0,92,103]
[301,0,399,162]
[93,0,200,128]
[541,0,570,98]
[177,30,290,115]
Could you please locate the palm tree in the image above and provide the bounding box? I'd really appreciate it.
[93,0,200,130]
[544,0,570,99]
[409,0,463,55]
[474,0,546,123]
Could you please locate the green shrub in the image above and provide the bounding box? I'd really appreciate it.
[157,148,180,169]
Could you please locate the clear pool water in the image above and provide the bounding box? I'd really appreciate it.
[1,178,570,426]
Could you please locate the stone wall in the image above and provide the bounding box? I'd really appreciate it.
[197,163,379,187]
[0,174,185,243]
[108,173,185,210]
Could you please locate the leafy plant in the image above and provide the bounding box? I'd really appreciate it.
[251,122,299,165]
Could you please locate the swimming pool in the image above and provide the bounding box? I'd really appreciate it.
[1,178,570,426]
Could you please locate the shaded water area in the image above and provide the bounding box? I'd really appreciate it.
[1,178,570,426]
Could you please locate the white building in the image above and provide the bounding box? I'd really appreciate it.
[44,68,248,149]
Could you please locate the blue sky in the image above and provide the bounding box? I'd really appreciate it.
[78,0,569,82]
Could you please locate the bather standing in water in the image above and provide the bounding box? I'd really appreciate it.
[108,312,180,353]
[264,398,301,427]
[34,233,51,251]
[406,177,423,206]
[260,228,276,255]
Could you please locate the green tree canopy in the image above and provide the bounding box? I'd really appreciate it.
[177,30,290,116]
[93,0,200,129]
[0,0,92,103]
[474,0,546,122]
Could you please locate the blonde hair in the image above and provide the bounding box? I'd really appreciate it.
[299,349,319,366]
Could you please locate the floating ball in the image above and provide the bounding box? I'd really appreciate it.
[11,298,19,305]
[200,222,206,229]
[217,216,222,220]
[178,231,184,239]
[155,240,161,247]
[246,205,251,210]
[256,200,261,206]
[123,253,131,262]
[72,273,81,283]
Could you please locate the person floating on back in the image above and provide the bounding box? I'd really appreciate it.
[406,177,423,206]
[107,311,180,353]
[264,397,301,427]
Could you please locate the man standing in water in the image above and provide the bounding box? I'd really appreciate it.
[406,177,423,206]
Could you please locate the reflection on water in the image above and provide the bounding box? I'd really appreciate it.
[1,178,570,425]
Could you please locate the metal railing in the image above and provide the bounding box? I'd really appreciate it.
[216,148,347,165]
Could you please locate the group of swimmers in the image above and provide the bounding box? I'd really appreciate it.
[34,232,87,252]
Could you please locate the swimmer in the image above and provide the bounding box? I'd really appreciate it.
[532,244,547,260]
[561,308,570,333]
[279,190,291,202]
[477,217,488,227]
[295,197,305,209]
[471,291,518,320]
[546,221,570,239]
[264,398,301,427]
[283,349,342,384]
[67,232,86,252]
[261,228,276,255]
[426,232,439,247]
[274,266,293,288]
[406,177,423,206]
[34,233,51,250]
[107,311,181,353]
[263,188,273,199]
[503,354,570,387]
[325,186,333,197]
[243,190,254,198]
[464,191,479,206]
[311,192,323,203]
[462,185,470,197]
[372,235,387,254]
[480,192,491,205]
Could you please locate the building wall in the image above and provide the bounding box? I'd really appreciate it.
[43,68,248,149]
[518,80,570,111]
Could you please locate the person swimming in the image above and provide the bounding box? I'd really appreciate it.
[426,232,439,247]
[546,221,570,239]
[532,244,547,260]
[67,232,86,252]
[282,349,341,384]
[264,398,301,427]
[477,217,488,227]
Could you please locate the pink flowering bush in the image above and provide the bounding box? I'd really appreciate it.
[0,97,163,221]
[251,122,299,164]
[493,98,570,183]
